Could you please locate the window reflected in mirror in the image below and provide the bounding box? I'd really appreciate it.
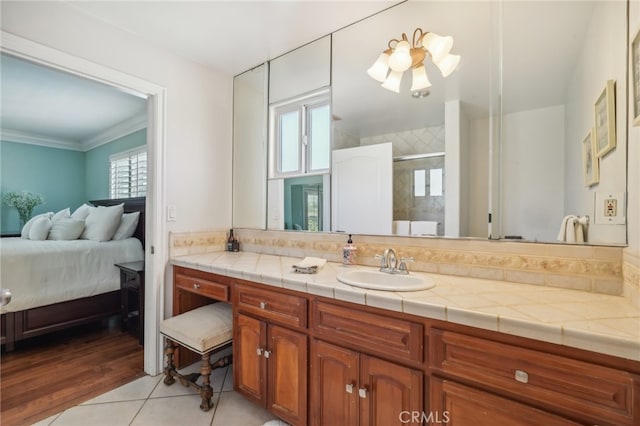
[268,89,331,232]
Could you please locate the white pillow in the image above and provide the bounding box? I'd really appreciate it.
[52,208,71,222]
[48,218,85,240]
[112,211,140,240]
[29,216,52,240]
[81,203,124,242]
[21,212,53,238]
[71,204,92,220]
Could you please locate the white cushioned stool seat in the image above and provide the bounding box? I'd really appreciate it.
[160,303,232,354]
[161,302,233,412]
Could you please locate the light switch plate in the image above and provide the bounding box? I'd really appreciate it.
[594,192,625,224]
[167,205,177,222]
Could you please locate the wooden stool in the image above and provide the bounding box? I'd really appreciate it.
[160,303,233,411]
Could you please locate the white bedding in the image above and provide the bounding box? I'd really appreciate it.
[0,237,144,313]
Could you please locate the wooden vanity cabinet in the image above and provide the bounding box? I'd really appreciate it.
[430,377,582,426]
[172,266,640,426]
[430,327,639,425]
[233,283,308,426]
[310,339,423,426]
[310,300,424,426]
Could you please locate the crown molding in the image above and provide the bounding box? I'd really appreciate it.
[82,113,147,151]
[1,113,147,152]
[0,129,82,151]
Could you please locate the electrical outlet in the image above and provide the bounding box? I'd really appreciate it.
[604,199,617,217]
[594,192,625,225]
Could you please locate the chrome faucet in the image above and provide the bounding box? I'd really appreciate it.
[383,248,397,271]
[375,248,413,274]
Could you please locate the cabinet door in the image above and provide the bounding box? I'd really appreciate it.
[359,355,423,426]
[267,324,308,426]
[234,313,267,405]
[431,378,581,426]
[310,340,359,426]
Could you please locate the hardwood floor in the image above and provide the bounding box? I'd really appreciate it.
[0,319,144,426]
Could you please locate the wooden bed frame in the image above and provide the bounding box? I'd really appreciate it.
[0,197,145,352]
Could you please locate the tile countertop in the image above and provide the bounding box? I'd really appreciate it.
[171,251,640,362]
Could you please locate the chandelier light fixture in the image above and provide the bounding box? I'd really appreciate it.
[367,28,461,93]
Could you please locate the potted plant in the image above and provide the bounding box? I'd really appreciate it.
[2,191,45,227]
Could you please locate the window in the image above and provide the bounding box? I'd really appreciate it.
[414,169,426,197]
[270,89,330,178]
[109,146,147,199]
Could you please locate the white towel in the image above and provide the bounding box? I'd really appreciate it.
[566,217,577,243]
[576,216,589,243]
[557,215,574,241]
[410,221,438,236]
[558,216,568,241]
[292,256,327,271]
[557,215,589,243]
[393,220,410,235]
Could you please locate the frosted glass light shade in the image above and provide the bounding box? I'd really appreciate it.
[367,53,390,82]
[388,40,412,72]
[434,54,460,77]
[422,32,453,63]
[410,65,431,91]
[381,70,403,93]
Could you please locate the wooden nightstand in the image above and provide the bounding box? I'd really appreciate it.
[115,260,145,345]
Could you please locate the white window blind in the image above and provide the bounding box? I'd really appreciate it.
[109,147,147,199]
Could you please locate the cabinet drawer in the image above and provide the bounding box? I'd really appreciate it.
[174,269,229,302]
[431,377,581,426]
[311,301,423,363]
[234,283,307,329]
[432,329,636,425]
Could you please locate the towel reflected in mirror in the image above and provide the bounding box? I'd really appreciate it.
[557,215,589,243]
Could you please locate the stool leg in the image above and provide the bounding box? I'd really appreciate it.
[199,352,213,411]
[163,339,176,386]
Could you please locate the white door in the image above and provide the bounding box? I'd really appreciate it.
[331,143,393,234]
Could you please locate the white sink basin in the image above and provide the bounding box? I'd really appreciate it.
[336,269,435,292]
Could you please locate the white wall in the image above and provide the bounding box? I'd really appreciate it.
[269,35,331,104]
[501,105,565,242]
[629,1,640,252]
[564,0,627,245]
[468,117,490,238]
[1,1,233,325]
[1,1,233,236]
[444,100,462,237]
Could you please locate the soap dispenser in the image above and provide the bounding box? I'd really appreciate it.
[342,234,357,266]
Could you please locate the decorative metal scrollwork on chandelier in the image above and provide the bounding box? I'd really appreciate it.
[367,28,460,93]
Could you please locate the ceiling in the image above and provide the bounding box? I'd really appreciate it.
[1,53,148,151]
[0,0,400,150]
[333,0,597,138]
[0,1,609,148]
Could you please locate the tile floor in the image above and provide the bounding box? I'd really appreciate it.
[32,352,280,426]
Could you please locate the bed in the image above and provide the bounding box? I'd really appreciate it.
[0,197,145,351]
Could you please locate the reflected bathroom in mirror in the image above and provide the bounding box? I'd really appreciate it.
[233,0,628,246]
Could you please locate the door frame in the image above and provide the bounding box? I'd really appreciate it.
[1,31,167,375]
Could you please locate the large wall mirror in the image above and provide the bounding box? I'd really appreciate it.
[233,0,628,246]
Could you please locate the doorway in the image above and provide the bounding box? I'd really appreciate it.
[1,30,167,375]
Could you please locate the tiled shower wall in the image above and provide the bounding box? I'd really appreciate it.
[333,125,447,229]
[169,229,638,305]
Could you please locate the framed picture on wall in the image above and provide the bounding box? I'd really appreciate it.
[582,128,599,187]
[633,28,640,126]
[594,80,616,158]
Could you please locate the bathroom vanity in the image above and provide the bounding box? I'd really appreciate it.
[171,254,639,426]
